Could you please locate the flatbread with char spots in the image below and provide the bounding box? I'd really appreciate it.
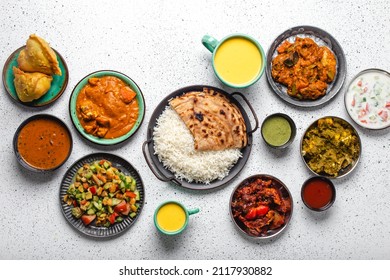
[169,88,247,151]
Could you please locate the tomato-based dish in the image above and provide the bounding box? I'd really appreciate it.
[17,117,72,170]
[231,176,292,237]
[76,76,139,139]
[271,37,337,100]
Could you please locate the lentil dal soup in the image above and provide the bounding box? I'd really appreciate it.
[17,118,71,169]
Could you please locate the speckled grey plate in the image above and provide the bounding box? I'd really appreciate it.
[59,153,145,239]
[266,26,346,107]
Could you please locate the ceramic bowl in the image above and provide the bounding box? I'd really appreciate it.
[344,68,390,130]
[2,46,68,107]
[69,70,145,145]
[261,113,296,149]
[13,114,73,172]
[301,176,336,211]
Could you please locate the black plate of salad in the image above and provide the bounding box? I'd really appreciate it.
[60,153,145,238]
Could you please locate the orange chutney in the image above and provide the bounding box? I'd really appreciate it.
[76,76,139,139]
[17,118,72,170]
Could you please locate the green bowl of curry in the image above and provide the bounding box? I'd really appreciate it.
[300,116,361,178]
[69,70,145,145]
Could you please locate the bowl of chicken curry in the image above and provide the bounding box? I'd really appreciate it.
[266,26,346,107]
[69,70,145,145]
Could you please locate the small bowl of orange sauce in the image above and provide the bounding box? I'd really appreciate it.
[13,114,73,172]
[301,176,336,211]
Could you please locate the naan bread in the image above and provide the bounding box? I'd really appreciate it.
[169,88,247,151]
[13,66,53,102]
[17,34,61,76]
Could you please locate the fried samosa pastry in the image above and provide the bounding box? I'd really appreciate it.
[17,34,61,76]
[13,67,53,102]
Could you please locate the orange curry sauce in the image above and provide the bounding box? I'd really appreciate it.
[76,76,139,139]
[17,118,71,170]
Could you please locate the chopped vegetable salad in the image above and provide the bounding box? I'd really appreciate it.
[63,159,140,227]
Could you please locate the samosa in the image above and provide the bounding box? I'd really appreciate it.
[17,34,61,76]
[13,66,53,102]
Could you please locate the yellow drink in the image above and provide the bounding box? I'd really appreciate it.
[156,203,186,232]
[214,37,262,85]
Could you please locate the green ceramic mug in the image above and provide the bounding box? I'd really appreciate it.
[154,201,200,235]
[202,33,266,88]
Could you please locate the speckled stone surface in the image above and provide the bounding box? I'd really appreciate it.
[0,0,389,260]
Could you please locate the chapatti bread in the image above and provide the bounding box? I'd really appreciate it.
[169,88,247,151]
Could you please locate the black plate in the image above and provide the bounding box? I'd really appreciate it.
[60,153,145,238]
[142,85,259,190]
[266,26,346,107]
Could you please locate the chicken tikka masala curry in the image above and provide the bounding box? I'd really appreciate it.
[76,76,139,139]
[271,37,337,100]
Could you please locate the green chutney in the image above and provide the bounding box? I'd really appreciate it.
[262,116,292,146]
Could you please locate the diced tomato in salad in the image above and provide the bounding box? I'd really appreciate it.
[378,109,388,121]
[121,203,131,216]
[81,215,96,226]
[108,212,119,224]
[89,186,96,195]
[125,191,137,198]
[114,200,127,213]
[63,159,140,227]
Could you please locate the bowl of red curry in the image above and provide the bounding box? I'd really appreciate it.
[69,70,145,145]
[230,174,293,239]
[13,114,73,172]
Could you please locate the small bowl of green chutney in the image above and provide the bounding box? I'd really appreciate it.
[261,113,296,149]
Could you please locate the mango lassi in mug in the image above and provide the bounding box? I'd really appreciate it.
[154,201,199,235]
[202,34,266,88]
[156,202,187,232]
[214,37,262,86]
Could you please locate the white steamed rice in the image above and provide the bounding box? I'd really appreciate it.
[153,106,242,184]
